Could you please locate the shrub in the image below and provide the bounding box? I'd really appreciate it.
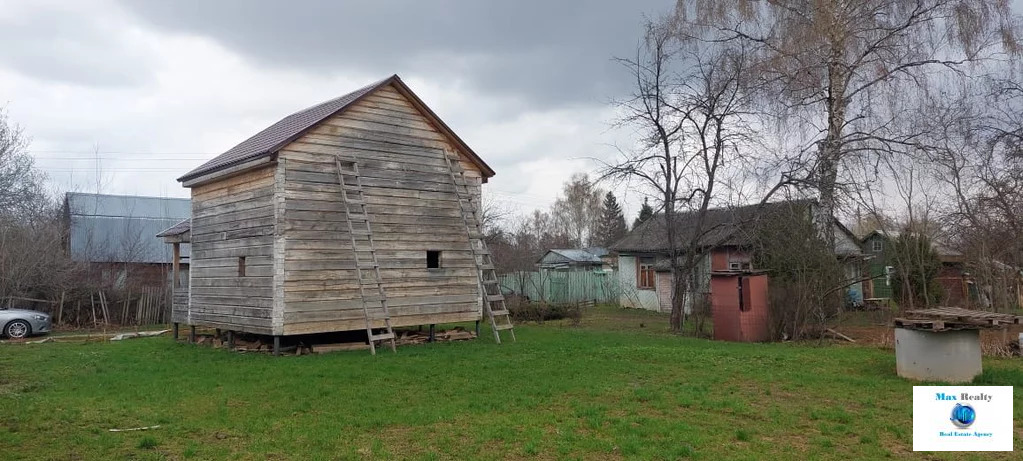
[508,301,583,324]
[889,232,945,308]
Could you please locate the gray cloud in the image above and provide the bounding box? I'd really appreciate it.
[117,0,673,107]
[0,3,154,87]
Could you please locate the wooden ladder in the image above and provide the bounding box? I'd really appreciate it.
[334,156,396,355]
[442,153,515,344]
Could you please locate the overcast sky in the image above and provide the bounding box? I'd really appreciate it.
[0,0,673,220]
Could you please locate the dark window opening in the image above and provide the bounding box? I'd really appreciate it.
[238,256,246,277]
[738,277,749,311]
[427,251,441,269]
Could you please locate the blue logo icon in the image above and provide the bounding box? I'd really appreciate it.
[950,403,976,428]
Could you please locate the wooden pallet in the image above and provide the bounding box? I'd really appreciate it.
[893,318,947,331]
[904,307,1022,328]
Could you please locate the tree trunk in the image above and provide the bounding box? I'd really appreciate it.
[670,264,687,332]
[818,59,848,247]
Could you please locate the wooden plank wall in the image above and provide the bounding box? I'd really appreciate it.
[187,166,276,334]
[171,288,188,323]
[278,84,483,335]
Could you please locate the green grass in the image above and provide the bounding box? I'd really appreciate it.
[1,307,1020,460]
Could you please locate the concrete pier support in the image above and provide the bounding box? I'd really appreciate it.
[895,328,982,383]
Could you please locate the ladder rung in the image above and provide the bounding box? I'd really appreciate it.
[370,333,395,341]
[345,199,366,205]
[358,263,379,269]
[485,294,504,302]
[483,279,500,285]
[351,229,372,235]
[474,249,491,255]
[347,214,370,221]
[490,309,509,316]
[479,264,495,270]
[494,323,514,331]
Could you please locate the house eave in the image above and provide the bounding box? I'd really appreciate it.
[181,156,277,188]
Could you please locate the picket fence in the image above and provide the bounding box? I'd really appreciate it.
[499,269,623,304]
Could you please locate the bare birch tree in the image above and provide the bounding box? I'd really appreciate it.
[551,173,604,247]
[675,0,1021,244]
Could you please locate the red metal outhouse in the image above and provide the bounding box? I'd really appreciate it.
[710,271,770,342]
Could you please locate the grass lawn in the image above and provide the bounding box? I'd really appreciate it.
[1,307,1019,460]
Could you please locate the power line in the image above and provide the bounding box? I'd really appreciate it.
[34,158,211,162]
[28,150,219,155]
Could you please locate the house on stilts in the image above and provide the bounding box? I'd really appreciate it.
[158,75,514,354]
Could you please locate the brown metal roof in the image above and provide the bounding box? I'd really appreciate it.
[178,74,495,183]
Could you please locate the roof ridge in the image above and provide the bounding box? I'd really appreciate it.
[177,74,496,184]
[281,75,394,118]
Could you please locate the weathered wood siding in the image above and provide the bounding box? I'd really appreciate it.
[277,84,483,335]
[171,288,188,324]
[187,166,276,334]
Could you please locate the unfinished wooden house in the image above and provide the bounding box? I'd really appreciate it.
[160,75,513,354]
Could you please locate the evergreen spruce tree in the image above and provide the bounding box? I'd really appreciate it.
[633,197,654,229]
[594,192,628,247]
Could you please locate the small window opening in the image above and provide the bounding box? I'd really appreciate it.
[427,251,441,269]
[637,257,655,289]
[238,256,246,277]
[729,261,752,271]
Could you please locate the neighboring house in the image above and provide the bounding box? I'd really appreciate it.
[536,248,610,272]
[861,230,970,305]
[167,74,500,342]
[64,192,191,287]
[611,200,863,313]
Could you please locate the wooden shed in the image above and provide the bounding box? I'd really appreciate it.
[161,75,514,354]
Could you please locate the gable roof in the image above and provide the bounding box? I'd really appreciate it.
[611,201,803,253]
[178,74,495,183]
[538,248,608,265]
[861,229,963,261]
[611,200,861,257]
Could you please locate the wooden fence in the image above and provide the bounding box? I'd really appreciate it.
[500,270,622,304]
[3,286,172,327]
